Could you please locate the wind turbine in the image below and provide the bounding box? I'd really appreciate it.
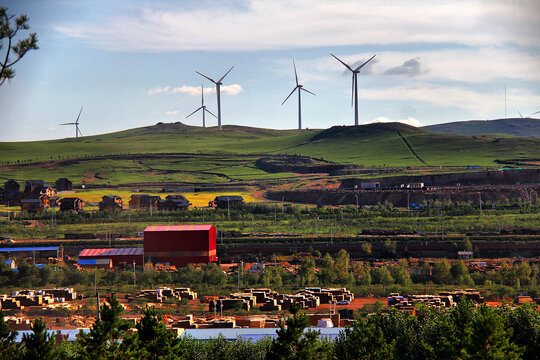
[282,59,315,130]
[185,85,217,128]
[518,110,540,118]
[60,107,83,138]
[331,53,376,126]
[196,66,234,131]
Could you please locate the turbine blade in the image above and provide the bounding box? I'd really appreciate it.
[75,106,83,124]
[331,53,353,72]
[301,87,316,96]
[518,111,523,118]
[282,87,298,105]
[196,71,217,84]
[354,54,376,71]
[205,108,218,118]
[218,66,235,83]
[293,59,299,86]
[60,123,76,125]
[78,128,83,137]
[185,107,203,119]
[530,110,540,116]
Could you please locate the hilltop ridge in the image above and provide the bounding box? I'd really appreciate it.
[423,118,540,138]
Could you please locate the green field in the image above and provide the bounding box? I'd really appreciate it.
[1,122,538,186]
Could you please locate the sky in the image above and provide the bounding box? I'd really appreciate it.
[0,0,539,141]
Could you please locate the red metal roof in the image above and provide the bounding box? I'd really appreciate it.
[79,248,143,257]
[144,225,214,232]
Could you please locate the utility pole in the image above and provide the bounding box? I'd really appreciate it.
[477,192,482,216]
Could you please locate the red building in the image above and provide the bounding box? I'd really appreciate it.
[144,225,217,267]
[78,248,144,267]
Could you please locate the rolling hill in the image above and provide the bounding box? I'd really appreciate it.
[0,122,539,185]
[423,118,540,138]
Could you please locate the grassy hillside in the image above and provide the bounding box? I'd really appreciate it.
[423,118,540,138]
[0,122,539,185]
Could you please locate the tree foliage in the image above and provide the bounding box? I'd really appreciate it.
[0,7,38,86]
[20,318,56,360]
[266,303,331,360]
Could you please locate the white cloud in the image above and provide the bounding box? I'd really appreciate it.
[384,58,429,77]
[366,117,422,127]
[220,84,244,95]
[358,85,540,118]
[297,47,540,84]
[148,86,169,95]
[55,0,540,52]
[48,127,57,131]
[165,110,179,116]
[170,84,243,95]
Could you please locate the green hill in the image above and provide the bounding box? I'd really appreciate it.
[0,122,538,185]
[423,118,540,138]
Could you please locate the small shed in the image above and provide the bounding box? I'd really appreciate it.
[58,197,85,212]
[210,195,244,209]
[99,195,123,211]
[79,248,144,267]
[55,178,73,191]
[77,258,113,269]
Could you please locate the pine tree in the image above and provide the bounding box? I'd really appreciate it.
[133,305,186,359]
[266,303,331,360]
[77,294,131,360]
[0,310,19,359]
[20,318,56,360]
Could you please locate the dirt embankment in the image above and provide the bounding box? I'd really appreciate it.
[266,185,540,207]
[255,156,364,175]
[341,168,540,188]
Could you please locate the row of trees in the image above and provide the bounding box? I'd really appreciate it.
[1,251,538,299]
[1,296,538,360]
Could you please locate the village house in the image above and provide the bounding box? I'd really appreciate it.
[99,195,123,211]
[157,194,191,211]
[4,180,20,193]
[129,194,161,210]
[24,180,44,194]
[20,194,52,213]
[2,180,22,205]
[55,178,73,191]
[209,195,245,209]
[58,197,85,212]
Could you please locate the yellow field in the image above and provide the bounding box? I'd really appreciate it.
[55,189,260,208]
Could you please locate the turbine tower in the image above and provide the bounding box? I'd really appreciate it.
[60,107,83,138]
[282,59,315,130]
[196,66,234,131]
[185,85,217,128]
[331,53,376,126]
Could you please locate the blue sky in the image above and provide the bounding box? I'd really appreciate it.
[0,0,539,141]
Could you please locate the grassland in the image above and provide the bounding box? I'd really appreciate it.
[1,123,538,165]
